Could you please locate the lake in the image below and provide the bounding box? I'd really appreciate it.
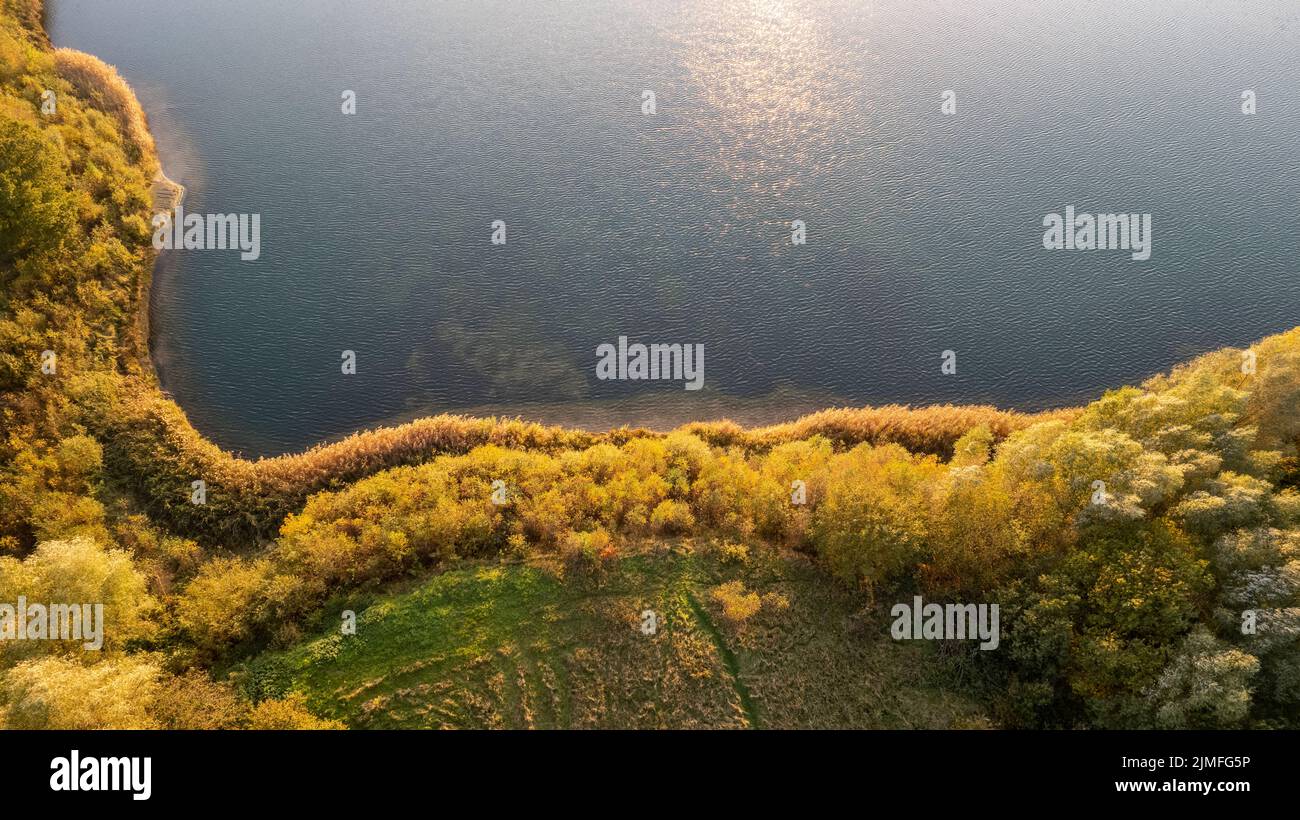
[48,0,1300,456]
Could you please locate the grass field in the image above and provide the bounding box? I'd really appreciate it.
[243,541,986,729]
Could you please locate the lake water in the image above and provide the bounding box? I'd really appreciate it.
[48,0,1300,456]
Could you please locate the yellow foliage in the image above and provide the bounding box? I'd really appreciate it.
[246,693,344,730]
[0,654,159,729]
[710,580,762,624]
[51,48,155,164]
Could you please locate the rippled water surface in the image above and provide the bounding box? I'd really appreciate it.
[49,0,1300,455]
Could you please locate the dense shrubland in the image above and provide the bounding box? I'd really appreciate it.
[80,375,1061,547]
[1,3,1297,728]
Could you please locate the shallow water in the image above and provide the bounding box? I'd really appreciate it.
[48,0,1300,456]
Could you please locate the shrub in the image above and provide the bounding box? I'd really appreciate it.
[922,462,1029,596]
[761,591,791,612]
[649,499,695,536]
[0,536,153,659]
[246,693,344,730]
[810,444,936,590]
[715,540,749,564]
[0,118,75,264]
[560,528,614,582]
[1000,520,1213,726]
[710,581,762,625]
[690,452,767,536]
[0,654,159,729]
[175,557,273,652]
[150,670,248,729]
[1148,627,1259,729]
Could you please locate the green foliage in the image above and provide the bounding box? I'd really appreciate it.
[158,326,1300,729]
[247,545,984,729]
[1148,627,1259,729]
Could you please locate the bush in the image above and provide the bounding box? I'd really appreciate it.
[649,499,695,536]
[1000,520,1213,726]
[715,541,749,564]
[0,654,159,729]
[175,557,273,652]
[0,118,75,265]
[560,528,614,582]
[150,670,248,729]
[761,591,790,612]
[922,462,1028,596]
[1149,627,1259,729]
[0,536,153,659]
[246,693,344,730]
[810,444,936,590]
[710,581,762,625]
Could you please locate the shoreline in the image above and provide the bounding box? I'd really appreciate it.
[138,170,184,371]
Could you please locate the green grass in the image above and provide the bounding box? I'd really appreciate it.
[245,541,986,729]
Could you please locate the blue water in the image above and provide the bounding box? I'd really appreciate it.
[49,0,1300,456]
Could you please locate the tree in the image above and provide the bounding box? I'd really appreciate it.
[0,119,75,267]
[810,444,936,591]
[1148,627,1258,728]
[0,536,153,660]
[0,655,159,729]
[175,557,273,652]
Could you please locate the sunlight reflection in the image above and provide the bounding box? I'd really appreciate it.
[667,0,868,207]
